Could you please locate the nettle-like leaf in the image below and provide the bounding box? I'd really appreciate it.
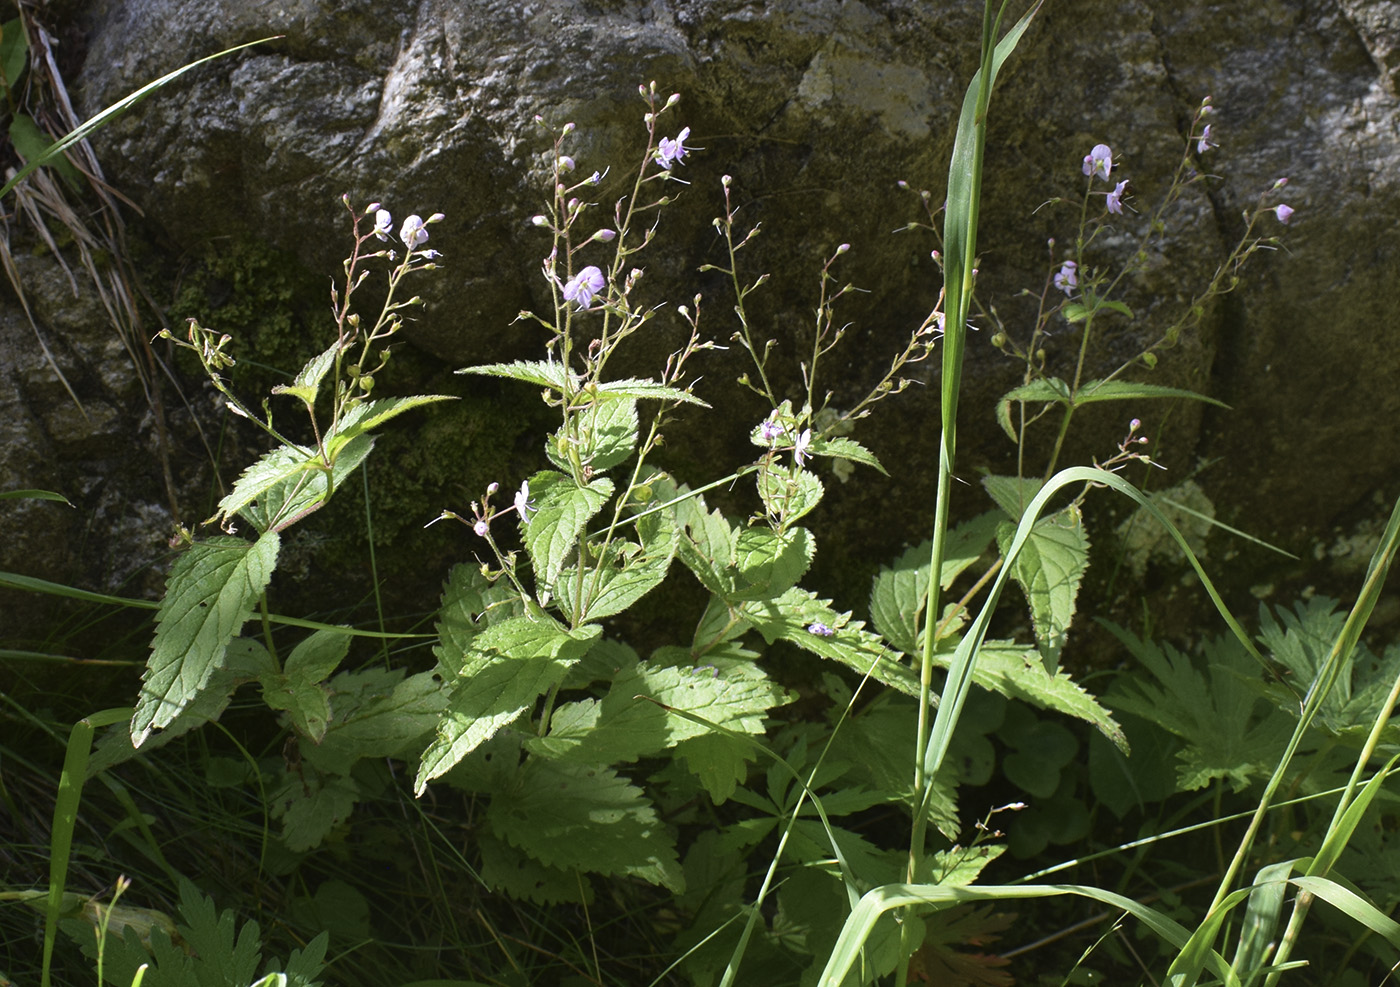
[676,500,739,597]
[132,532,280,746]
[324,393,457,457]
[546,396,638,472]
[257,628,351,743]
[414,616,601,793]
[224,433,374,533]
[526,659,792,788]
[743,586,920,697]
[434,562,524,676]
[301,667,450,775]
[811,434,886,474]
[270,768,359,852]
[523,470,614,593]
[478,831,588,904]
[963,641,1126,750]
[555,490,680,622]
[269,338,338,407]
[729,525,815,601]
[994,376,1226,442]
[1260,596,1400,740]
[487,757,683,891]
[981,473,1044,520]
[756,464,824,524]
[869,511,1001,655]
[458,359,576,391]
[593,376,709,405]
[996,502,1090,670]
[1104,623,1293,791]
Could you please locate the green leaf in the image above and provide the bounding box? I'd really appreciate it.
[729,525,814,602]
[756,465,824,524]
[981,473,1045,520]
[555,494,679,622]
[132,532,280,746]
[547,396,638,472]
[271,770,359,852]
[2,37,279,202]
[1103,624,1292,791]
[1073,377,1228,410]
[457,359,574,391]
[869,511,1001,655]
[478,832,589,904]
[257,629,350,742]
[811,435,886,475]
[9,113,81,187]
[0,17,28,91]
[527,659,792,768]
[0,487,71,504]
[434,563,523,676]
[414,618,601,793]
[996,503,1090,669]
[594,377,709,405]
[994,378,1227,442]
[240,433,375,533]
[676,501,739,598]
[1260,596,1400,739]
[963,641,1125,750]
[487,758,683,891]
[743,587,920,696]
[270,339,339,407]
[303,668,449,774]
[325,394,456,457]
[522,471,614,593]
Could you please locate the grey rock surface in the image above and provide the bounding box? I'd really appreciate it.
[5,0,1399,649]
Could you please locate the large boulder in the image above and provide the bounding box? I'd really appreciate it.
[5,0,1398,651]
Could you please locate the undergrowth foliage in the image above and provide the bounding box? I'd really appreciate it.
[10,5,1400,987]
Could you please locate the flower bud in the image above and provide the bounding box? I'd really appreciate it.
[666,93,681,106]
[366,201,381,213]
[837,243,850,254]
[531,214,549,226]
[557,155,576,172]
[562,122,575,135]
[593,228,617,242]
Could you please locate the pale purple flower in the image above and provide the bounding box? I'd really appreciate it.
[557,155,576,173]
[807,621,835,637]
[372,208,393,241]
[793,428,812,467]
[1054,259,1078,295]
[473,519,490,537]
[514,480,536,521]
[400,214,429,249]
[759,415,785,442]
[1274,203,1294,224]
[655,127,692,169]
[563,266,606,309]
[1196,124,1216,154]
[1082,144,1113,181]
[1106,180,1129,215]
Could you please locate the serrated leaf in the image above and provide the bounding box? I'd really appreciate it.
[997,503,1089,669]
[243,433,376,533]
[284,627,352,682]
[434,563,523,676]
[995,378,1072,441]
[458,359,576,391]
[1073,378,1228,410]
[743,586,920,696]
[302,668,450,773]
[132,532,279,746]
[487,758,683,890]
[1260,596,1400,739]
[326,393,456,456]
[981,474,1045,520]
[811,435,886,475]
[869,511,1001,654]
[676,732,755,803]
[729,525,814,602]
[271,770,358,851]
[556,498,679,622]
[479,832,589,904]
[260,673,332,742]
[270,339,339,407]
[757,465,824,524]
[911,905,1017,987]
[594,377,709,405]
[966,642,1126,749]
[677,503,739,598]
[1104,624,1293,791]
[547,396,639,472]
[414,619,600,792]
[527,659,791,765]
[523,470,613,593]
